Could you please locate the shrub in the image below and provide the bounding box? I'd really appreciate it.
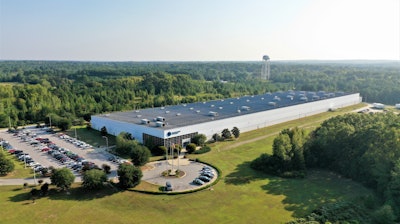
[152,145,167,156]
[186,143,197,154]
[194,145,211,154]
[191,134,207,146]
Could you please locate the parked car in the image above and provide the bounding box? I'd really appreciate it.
[165,181,173,191]
[193,178,204,185]
[198,175,211,182]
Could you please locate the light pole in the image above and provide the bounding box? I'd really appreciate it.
[32,167,36,185]
[102,136,108,152]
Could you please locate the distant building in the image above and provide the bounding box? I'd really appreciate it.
[373,103,385,109]
[91,91,362,147]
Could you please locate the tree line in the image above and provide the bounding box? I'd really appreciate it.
[0,61,399,128]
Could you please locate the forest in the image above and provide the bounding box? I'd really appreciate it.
[0,60,399,128]
[251,113,400,223]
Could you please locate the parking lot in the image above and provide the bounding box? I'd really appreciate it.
[0,126,118,180]
[1,126,218,191]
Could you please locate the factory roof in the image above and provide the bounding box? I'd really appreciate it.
[94,90,350,129]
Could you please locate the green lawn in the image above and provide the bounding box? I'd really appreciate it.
[0,103,376,224]
[65,126,116,148]
[1,151,34,179]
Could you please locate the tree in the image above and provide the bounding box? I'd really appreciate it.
[102,164,111,174]
[57,118,72,131]
[191,134,207,146]
[231,127,240,138]
[0,152,15,175]
[50,168,75,191]
[116,132,137,156]
[82,169,108,190]
[117,163,143,189]
[40,182,49,196]
[130,145,151,166]
[30,188,40,203]
[212,133,221,142]
[272,133,292,162]
[221,128,232,140]
[186,143,197,154]
[100,126,108,136]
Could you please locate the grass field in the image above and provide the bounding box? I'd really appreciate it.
[66,126,116,147]
[0,103,377,224]
[1,152,33,179]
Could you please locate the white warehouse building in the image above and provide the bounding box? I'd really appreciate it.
[91,91,362,148]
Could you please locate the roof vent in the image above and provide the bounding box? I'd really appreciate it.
[141,119,150,124]
[230,102,234,104]
[208,111,218,117]
[136,115,142,118]
[155,121,165,127]
[210,105,215,108]
[196,110,200,113]
[156,116,166,121]
[165,111,170,114]
[190,107,194,110]
[219,107,223,110]
[246,99,250,102]
[176,113,181,116]
[237,110,241,113]
[183,104,187,107]
[241,106,250,111]
[160,107,165,110]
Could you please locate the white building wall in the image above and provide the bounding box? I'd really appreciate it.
[91,116,164,142]
[92,93,361,143]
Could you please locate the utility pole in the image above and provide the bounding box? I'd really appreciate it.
[8,116,11,129]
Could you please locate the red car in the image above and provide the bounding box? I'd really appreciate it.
[41,148,51,152]
[8,149,16,154]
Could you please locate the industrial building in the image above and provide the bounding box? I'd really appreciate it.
[91,91,362,148]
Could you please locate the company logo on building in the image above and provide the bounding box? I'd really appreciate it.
[167,131,181,136]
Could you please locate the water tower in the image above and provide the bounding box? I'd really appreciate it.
[261,55,270,80]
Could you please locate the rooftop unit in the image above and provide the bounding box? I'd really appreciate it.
[156,116,166,121]
[155,121,165,127]
[141,119,150,124]
[241,106,250,111]
[208,111,218,117]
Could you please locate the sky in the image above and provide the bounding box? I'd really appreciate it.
[0,0,399,61]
